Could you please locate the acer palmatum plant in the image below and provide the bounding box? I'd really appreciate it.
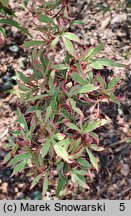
[1,0,124,196]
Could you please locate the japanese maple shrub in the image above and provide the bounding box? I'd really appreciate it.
[1,0,124,196]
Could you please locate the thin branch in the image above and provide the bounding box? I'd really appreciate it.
[109,138,130,148]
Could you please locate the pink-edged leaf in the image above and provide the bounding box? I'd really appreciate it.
[90,144,104,152]
[63,32,80,43]
[2,152,11,164]
[53,133,65,141]
[72,72,87,85]
[90,132,99,144]
[62,36,76,57]
[76,158,91,168]
[51,36,60,48]
[69,98,84,117]
[86,147,98,172]
[107,77,120,90]
[54,144,72,164]
[83,120,101,133]
[23,41,45,48]
[43,174,48,194]
[11,161,26,177]
[65,122,81,132]
[71,173,89,189]
[40,141,50,158]
[78,84,99,94]
[69,148,84,160]
[30,174,43,190]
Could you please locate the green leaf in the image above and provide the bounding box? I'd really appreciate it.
[31,174,43,189]
[64,52,72,64]
[71,138,81,153]
[69,147,84,159]
[95,59,124,67]
[109,93,120,106]
[51,36,60,48]
[75,175,88,189]
[8,153,31,166]
[78,84,98,94]
[23,41,45,48]
[76,158,91,168]
[53,133,65,141]
[61,109,73,121]
[10,130,21,136]
[71,20,84,26]
[69,84,81,96]
[90,144,104,152]
[40,141,50,158]
[62,36,76,57]
[49,70,55,91]
[43,174,48,194]
[11,161,26,176]
[45,1,61,10]
[83,120,101,133]
[19,84,31,92]
[72,72,87,85]
[3,152,11,164]
[32,69,43,80]
[0,27,6,37]
[90,132,99,143]
[71,173,88,189]
[62,32,80,43]
[17,71,30,85]
[97,75,106,89]
[1,0,8,6]
[38,156,43,168]
[84,43,104,61]
[107,77,120,90]
[26,94,49,102]
[86,147,98,171]
[54,144,72,164]
[90,59,124,69]
[17,109,28,133]
[50,90,58,110]
[36,110,44,125]
[58,138,72,150]
[32,47,37,62]
[0,5,15,16]
[3,136,18,149]
[44,105,52,124]
[52,64,69,70]
[87,71,93,83]
[40,54,50,70]
[23,0,29,6]
[75,170,87,175]
[0,19,32,37]
[90,61,104,69]
[38,14,56,26]
[56,177,66,196]
[69,98,84,117]
[100,119,109,126]
[65,122,81,132]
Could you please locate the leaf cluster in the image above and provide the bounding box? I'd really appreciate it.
[2,0,124,196]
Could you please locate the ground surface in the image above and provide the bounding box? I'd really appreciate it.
[0,0,130,200]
